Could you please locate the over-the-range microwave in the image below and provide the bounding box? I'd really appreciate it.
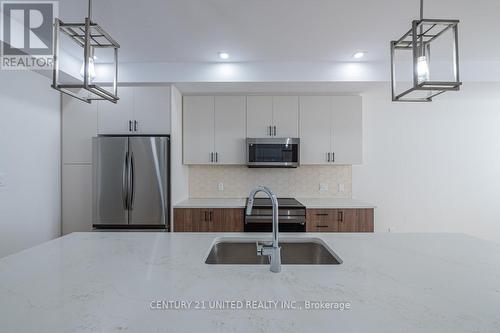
[246,138,300,168]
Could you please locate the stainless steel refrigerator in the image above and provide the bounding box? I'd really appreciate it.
[92,136,170,230]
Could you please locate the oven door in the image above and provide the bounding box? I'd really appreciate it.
[247,138,300,168]
[244,209,306,232]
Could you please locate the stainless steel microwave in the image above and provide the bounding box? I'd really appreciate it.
[246,138,300,168]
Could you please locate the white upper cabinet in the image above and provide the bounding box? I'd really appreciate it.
[299,96,332,165]
[246,96,299,138]
[299,96,362,165]
[183,94,362,166]
[98,86,171,135]
[272,96,299,138]
[62,94,98,164]
[184,96,247,165]
[98,87,134,135]
[133,86,171,134]
[246,96,273,137]
[183,96,215,164]
[214,96,247,164]
[331,96,362,165]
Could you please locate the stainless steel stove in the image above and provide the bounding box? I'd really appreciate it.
[244,198,306,232]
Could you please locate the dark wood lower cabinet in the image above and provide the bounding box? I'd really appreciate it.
[174,208,244,232]
[306,208,374,233]
[174,207,373,233]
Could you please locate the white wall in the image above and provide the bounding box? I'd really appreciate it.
[0,71,61,257]
[353,83,500,243]
[95,61,500,84]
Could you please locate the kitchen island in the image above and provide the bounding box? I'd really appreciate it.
[0,232,499,332]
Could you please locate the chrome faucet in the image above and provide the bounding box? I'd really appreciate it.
[246,186,281,273]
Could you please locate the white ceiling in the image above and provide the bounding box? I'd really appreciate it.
[59,0,500,64]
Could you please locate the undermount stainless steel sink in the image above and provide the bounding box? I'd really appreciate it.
[205,238,342,265]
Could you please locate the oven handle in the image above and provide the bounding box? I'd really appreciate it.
[245,216,306,225]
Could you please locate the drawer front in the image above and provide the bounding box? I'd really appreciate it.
[306,209,338,232]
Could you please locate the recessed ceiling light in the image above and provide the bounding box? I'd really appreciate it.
[218,52,230,60]
[353,51,365,59]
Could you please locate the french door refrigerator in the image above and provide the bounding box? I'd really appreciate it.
[92,136,170,230]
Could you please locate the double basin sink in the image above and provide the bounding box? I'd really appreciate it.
[205,238,342,265]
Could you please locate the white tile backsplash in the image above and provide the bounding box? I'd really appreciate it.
[189,165,352,198]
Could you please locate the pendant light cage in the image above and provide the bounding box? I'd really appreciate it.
[390,1,461,102]
[52,0,120,104]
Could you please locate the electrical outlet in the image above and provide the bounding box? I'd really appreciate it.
[319,183,328,192]
[337,183,345,193]
[217,182,224,192]
[0,174,5,187]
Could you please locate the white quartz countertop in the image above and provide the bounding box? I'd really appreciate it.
[1,232,499,333]
[174,198,247,208]
[296,198,376,209]
[174,198,376,209]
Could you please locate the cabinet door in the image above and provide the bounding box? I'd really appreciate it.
[62,164,92,234]
[306,209,338,232]
[133,86,171,134]
[174,208,208,232]
[221,209,244,232]
[337,209,358,232]
[97,87,134,134]
[272,96,299,138]
[214,96,246,164]
[299,96,332,164]
[203,208,243,232]
[356,209,374,232]
[183,96,215,164]
[62,95,97,164]
[331,96,362,164]
[247,96,273,137]
[174,208,244,232]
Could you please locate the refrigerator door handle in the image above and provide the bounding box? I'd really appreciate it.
[128,152,135,210]
[122,152,129,210]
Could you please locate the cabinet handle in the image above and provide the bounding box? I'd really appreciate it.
[331,152,335,163]
[315,213,329,216]
[134,120,138,132]
[209,211,213,221]
[273,126,277,136]
[327,153,331,162]
[215,152,218,163]
[129,120,133,132]
[316,225,329,228]
[338,211,344,222]
[268,126,272,136]
[204,211,208,221]
[210,152,214,163]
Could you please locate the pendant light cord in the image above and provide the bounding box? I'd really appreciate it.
[88,0,92,20]
[419,0,424,56]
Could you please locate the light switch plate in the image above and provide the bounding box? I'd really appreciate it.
[218,182,224,192]
[337,183,345,193]
[319,183,328,192]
